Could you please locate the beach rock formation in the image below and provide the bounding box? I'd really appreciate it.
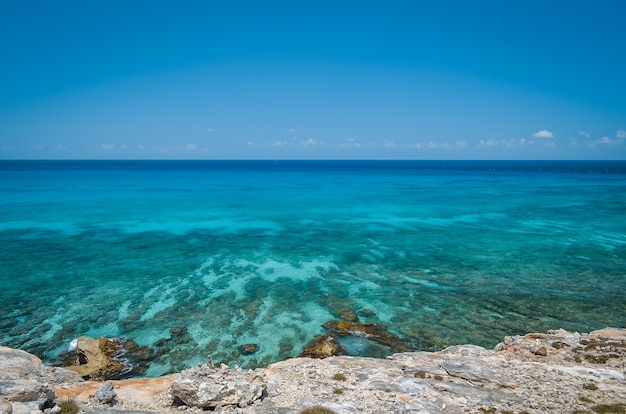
[64,336,153,380]
[169,362,267,409]
[2,328,626,413]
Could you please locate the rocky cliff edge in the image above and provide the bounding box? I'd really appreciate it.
[1,327,625,414]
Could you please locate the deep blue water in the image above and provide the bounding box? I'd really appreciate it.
[1,160,625,375]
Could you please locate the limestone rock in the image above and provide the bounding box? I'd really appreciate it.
[0,348,42,380]
[3,327,626,414]
[300,335,347,359]
[64,337,129,381]
[169,362,267,409]
[94,381,116,405]
[64,337,152,381]
[0,347,55,404]
[0,399,12,414]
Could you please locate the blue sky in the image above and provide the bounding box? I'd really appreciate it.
[1,1,625,160]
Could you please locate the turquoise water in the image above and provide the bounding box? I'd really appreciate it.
[1,160,625,375]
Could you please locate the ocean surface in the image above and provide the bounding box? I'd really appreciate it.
[1,160,625,376]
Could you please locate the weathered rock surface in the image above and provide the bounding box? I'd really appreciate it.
[0,346,84,414]
[0,347,54,405]
[94,382,117,405]
[3,328,626,413]
[55,376,175,410]
[169,362,267,409]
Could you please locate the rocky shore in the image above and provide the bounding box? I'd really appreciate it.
[1,327,625,414]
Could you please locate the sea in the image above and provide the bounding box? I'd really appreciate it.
[1,160,624,376]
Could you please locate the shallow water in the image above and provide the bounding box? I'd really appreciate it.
[1,160,624,375]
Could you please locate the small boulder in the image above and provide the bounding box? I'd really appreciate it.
[170,362,267,409]
[94,381,117,405]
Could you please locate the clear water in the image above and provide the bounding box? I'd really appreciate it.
[1,160,625,376]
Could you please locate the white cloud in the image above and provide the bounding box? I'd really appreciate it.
[479,138,499,147]
[383,140,397,148]
[532,129,554,139]
[138,145,145,150]
[586,136,623,148]
[617,130,626,139]
[302,138,316,146]
[120,145,128,149]
[184,144,197,151]
[288,128,295,133]
[101,143,115,150]
[247,141,256,146]
[578,131,591,138]
[55,145,66,151]
[270,140,287,147]
[207,128,214,132]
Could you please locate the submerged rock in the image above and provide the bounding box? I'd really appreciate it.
[300,335,348,359]
[322,320,412,352]
[237,343,259,355]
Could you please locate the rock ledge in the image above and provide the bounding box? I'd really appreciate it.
[1,327,624,414]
